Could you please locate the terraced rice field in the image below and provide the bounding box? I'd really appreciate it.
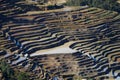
[0,0,120,80]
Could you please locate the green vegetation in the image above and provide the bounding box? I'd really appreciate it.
[66,0,120,12]
[0,60,29,80]
[15,71,29,80]
[0,60,14,80]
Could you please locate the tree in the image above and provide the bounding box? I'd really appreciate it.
[0,60,15,80]
[0,60,30,80]
[66,0,120,12]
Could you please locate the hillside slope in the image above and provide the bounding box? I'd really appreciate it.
[0,0,120,80]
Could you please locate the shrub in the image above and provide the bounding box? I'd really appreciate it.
[16,72,29,80]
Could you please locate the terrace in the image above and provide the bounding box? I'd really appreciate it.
[0,0,120,79]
